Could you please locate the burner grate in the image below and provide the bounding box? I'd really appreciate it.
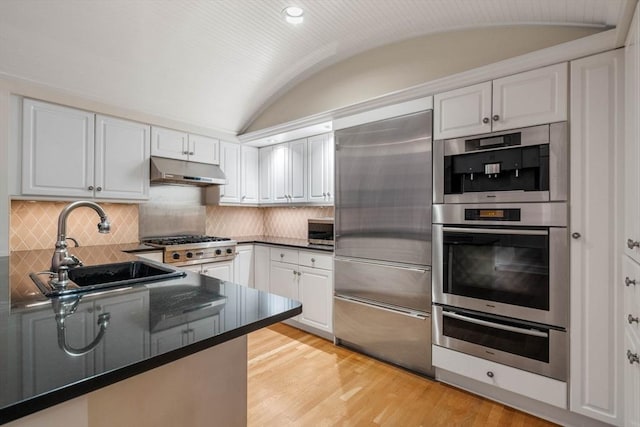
[144,235,231,246]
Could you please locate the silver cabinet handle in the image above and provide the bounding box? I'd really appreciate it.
[182,151,189,155]
[292,270,297,276]
[189,151,194,155]
[628,350,640,365]
[297,271,302,276]
[626,277,637,287]
[571,232,581,239]
[629,314,640,324]
[241,195,246,200]
[322,192,326,197]
[628,239,640,249]
[88,185,94,190]
[486,371,494,378]
[96,186,102,192]
[482,117,490,124]
[492,114,500,121]
[327,192,331,197]
[202,269,208,274]
[442,310,548,338]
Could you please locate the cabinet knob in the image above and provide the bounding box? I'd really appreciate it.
[628,350,640,365]
[628,239,640,249]
[486,371,494,378]
[629,314,640,324]
[88,185,94,191]
[297,271,302,276]
[241,195,246,200]
[492,114,500,121]
[292,270,297,276]
[323,192,326,197]
[571,232,581,239]
[626,277,637,287]
[96,186,102,192]
[189,151,195,155]
[311,258,315,263]
[203,269,208,274]
[183,151,189,155]
[327,192,331,197]
[280,253,284,258]
[482,117,490,124]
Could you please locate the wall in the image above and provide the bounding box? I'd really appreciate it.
[246,25,601,131]
[9,201,334,251]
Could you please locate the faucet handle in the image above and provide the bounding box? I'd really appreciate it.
[69,254,83,267]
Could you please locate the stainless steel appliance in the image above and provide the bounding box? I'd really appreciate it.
[433,123,567,204]
[150,156,227,186]
[143,235,237,267]
[334,110,434,376]
[307,217,334,246]
[432,202,568,327]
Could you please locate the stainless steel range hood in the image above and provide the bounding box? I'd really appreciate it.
[150,156,226,186]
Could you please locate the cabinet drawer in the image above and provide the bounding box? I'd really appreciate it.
[624,255,640,343]
[270,248,299,264]
[299,251,332,270]
[433,345,567,408]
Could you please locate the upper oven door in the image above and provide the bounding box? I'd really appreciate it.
[433,223,568,328]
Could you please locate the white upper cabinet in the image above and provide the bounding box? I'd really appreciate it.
[434,63,568,139]
[259,146,273,203]
[272,143,290,203]
[434,82,492,139]
[219,141,241,203]
[22,99,149,200]
[151,126,219,165]
[95,115,150,200]
[626,7,640,266]
[288,138,307,202]
[308,133,334,204]
[241,146,259,204]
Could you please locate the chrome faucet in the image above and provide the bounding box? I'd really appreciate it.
[50,201,111,288]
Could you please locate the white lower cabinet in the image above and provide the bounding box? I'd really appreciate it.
[254,245,270,292]
[433,346,567,409]
[268,247,333,335]
[234,244,254,287]
[201,261,234,282]
[625,328,640,427]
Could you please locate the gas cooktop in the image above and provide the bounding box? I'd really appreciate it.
[143,235,232,246]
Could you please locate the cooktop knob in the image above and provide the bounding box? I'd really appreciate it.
[226,248,233,254]
[215,249,222,255]
[186,252,194,258]
[172,252,180,260]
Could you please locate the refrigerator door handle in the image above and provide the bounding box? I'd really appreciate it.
[334,295,429,319]
[335,257,430,273]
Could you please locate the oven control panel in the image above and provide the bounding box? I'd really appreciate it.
[165,245,237,265]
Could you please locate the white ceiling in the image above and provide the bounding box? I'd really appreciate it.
[0,0,632,135]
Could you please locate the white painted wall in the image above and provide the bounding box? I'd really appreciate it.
[246,25,601,132]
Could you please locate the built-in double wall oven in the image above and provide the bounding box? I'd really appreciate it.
[432,122,569,381]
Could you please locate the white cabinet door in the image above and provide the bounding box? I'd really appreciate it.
[254,245,270,292]
[492,62,567,132]
[288,138,307,202]
[241,146,259,204]
[433,82,492,139]
[22,99,95,197]
[93,291,149,373]
[188,315,220,342]
[234,244,254,287]
[181,265,203,274]
[298,266,333,333]
[308,133,333,203]
[326,134,334,203]
[95,115,150,200]
[272,143,289,203]
[569,50,624,425]
[135,251,163,263]
[259,146,273,203]
[625,329,640,427]
[151,126,188,160]
[202,261,234,282]
[219,141,241,203]
[269,262,298,301]
[21,303,95,396]
[188,134,219,165]
[626,9,640,265]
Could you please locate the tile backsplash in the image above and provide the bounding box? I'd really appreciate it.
[10,201,139,251]
[10,201,335,251]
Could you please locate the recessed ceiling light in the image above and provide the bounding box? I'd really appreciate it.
[283,6,304,24]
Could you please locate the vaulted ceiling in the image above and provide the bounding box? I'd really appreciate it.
[0,0,633,135]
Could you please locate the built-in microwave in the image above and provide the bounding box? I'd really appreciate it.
[308,218,334,246]
[432,202,568,328]
[433,122,567,204]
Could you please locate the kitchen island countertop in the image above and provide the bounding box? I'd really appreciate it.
[0,244,301,424]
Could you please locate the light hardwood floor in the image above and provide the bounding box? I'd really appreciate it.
[247,323,557,427]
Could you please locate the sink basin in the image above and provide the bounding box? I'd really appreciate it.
[31,261,186,297]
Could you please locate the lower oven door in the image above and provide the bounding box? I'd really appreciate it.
[433,224,568,328]
[433,305,566,381]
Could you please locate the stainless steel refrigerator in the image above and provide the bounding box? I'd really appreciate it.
[333,109,433,376]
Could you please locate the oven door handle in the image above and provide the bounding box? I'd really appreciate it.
[441,227,548,236]
[442,310,549,338]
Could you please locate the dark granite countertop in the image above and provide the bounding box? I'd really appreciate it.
[233,235,334,252]
[0,245,301,424]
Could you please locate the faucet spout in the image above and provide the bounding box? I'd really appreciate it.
[50,201,111,288]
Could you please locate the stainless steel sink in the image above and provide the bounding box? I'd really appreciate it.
[30,261,187,297]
